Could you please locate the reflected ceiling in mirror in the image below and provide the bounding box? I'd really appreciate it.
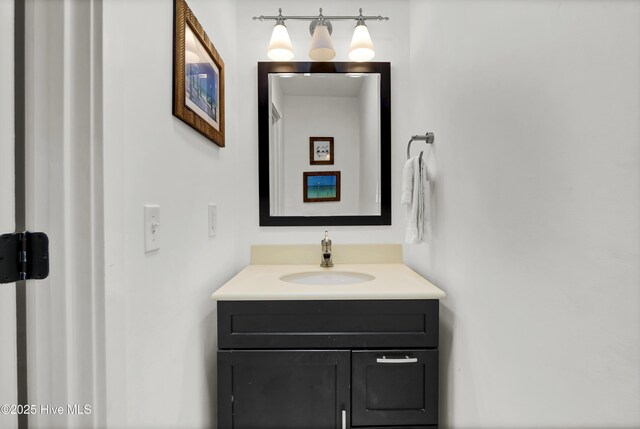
[258,62,391,226]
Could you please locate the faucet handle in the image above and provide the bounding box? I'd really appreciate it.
[320,230,333,267]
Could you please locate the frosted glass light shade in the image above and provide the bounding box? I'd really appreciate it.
[268,23,294,61]
[309,24,335,61]
[349,23,375,62]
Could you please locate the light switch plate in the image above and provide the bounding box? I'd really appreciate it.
[144,205,160,252]
[208,204,217,237]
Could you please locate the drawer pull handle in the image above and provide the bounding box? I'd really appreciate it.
[376,355,418,363]
[341,409,346,429]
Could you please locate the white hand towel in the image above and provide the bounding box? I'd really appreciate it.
[401,157,414,205]
[403,156,421,244]
[420,156,432,243]
[402,154,431,244]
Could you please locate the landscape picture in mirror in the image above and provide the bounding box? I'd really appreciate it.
[258,62,391,226]
[304,171,341,202]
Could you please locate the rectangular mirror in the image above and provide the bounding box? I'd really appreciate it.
[258,62,391,226]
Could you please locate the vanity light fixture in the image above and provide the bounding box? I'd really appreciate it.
[254,8,389,62]
[349,18,375,62]
[308,11,335,61]
[267,11,295,61]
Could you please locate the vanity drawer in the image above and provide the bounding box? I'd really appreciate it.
[217,300,438,349]
[351,350,438,427]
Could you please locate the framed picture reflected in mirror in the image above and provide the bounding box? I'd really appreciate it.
[310,137,334,165]
[303,171,341,203]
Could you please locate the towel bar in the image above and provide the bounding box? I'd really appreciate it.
[407,133,435,159]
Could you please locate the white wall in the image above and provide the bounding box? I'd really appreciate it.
[102,0,238,427]
[22,1,103,426]
[358,74,381,214]
[268,75,285,215]
[282,94,360,215]
[235,0,411,262]
[406,1,640,427]
[0,1,17,428]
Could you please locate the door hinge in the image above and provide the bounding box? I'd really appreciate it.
[0,232,49,284]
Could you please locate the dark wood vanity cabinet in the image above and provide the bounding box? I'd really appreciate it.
[351,350,438,426]
[218,350,350,429]
[217,300,440,429]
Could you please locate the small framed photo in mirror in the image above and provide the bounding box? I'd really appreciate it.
[303,171,341,203]
[310,137,334,165]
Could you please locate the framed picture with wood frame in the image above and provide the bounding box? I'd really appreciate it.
[173,0,225,147]
[309,137,334,165]
[303,171,341,202]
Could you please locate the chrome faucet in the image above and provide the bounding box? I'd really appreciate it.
[320,230,333,268]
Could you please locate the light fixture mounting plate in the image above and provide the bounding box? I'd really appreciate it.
[309,19,333,36]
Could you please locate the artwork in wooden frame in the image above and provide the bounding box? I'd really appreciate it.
[309,137,334,165]
[173,0,225,147]
[303,171,341,202]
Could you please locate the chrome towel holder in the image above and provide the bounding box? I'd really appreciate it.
[407,133,435,160]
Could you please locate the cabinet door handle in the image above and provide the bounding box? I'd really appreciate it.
[341,409,346,429]
[376,355,418,363]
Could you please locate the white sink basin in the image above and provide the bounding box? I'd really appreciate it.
[280,271,375,285]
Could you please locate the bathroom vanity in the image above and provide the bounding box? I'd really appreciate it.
[212,245,446,429]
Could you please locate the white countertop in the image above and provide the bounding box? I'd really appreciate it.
[210,263,446,301]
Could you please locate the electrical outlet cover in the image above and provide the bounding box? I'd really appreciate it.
[208,204,217,237]
[144,205,160,252]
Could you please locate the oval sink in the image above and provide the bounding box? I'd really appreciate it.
[280,271,375,285]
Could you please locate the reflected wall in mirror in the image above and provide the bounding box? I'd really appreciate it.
[258,62,391,226]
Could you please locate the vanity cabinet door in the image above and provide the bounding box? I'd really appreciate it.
[218,350,350,429]
[351,350,438,427]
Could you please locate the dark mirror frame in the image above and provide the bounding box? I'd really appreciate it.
[258,61,391,226]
